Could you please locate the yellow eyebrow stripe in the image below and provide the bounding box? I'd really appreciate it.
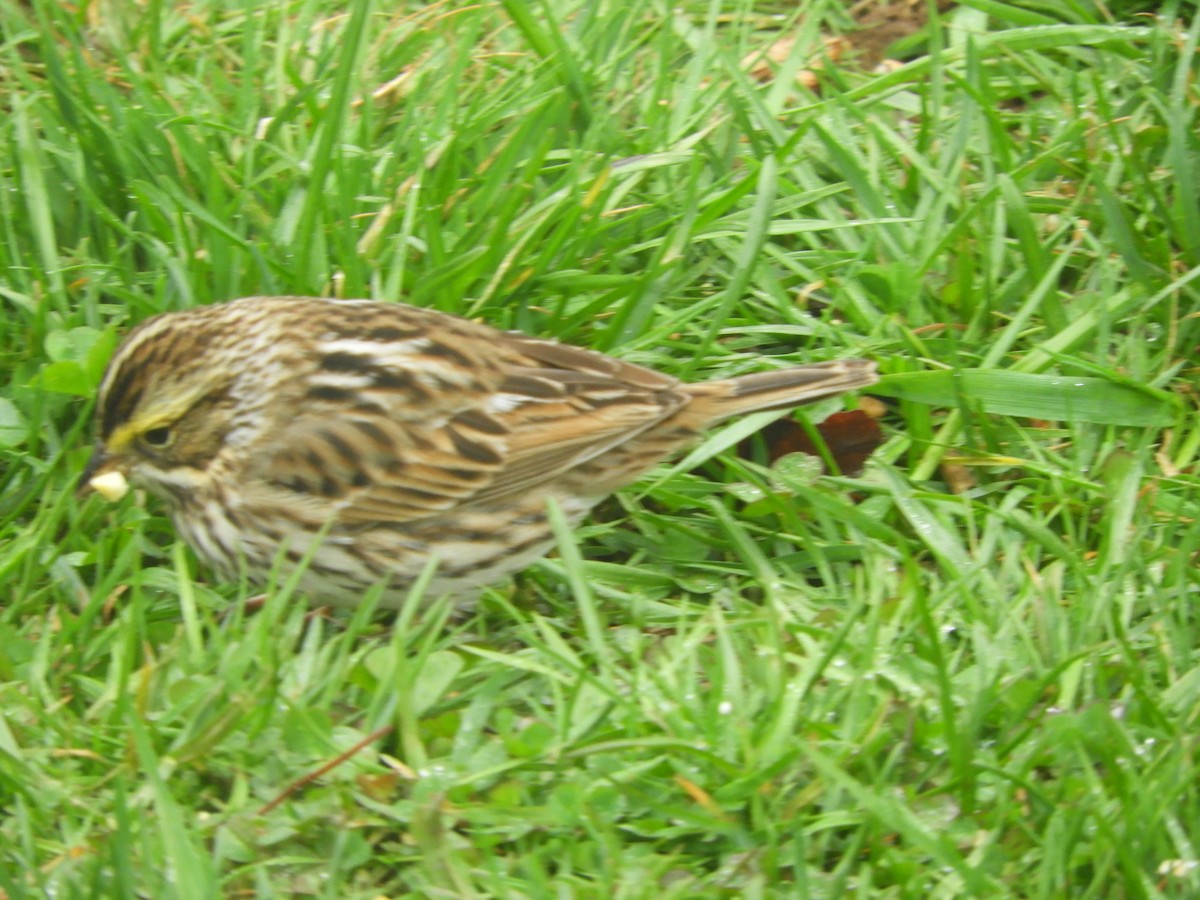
[106,415,176,452]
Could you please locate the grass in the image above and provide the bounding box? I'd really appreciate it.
[1,0,1199,896]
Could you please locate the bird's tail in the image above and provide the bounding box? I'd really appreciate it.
[686,359,878,424]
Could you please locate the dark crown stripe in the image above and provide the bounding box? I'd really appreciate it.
[101,370,143,436]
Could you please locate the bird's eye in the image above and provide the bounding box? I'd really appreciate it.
[143,427,172,447]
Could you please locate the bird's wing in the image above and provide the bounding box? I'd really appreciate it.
[253,329,690,524]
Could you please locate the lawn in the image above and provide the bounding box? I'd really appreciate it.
[2,0,1198,896]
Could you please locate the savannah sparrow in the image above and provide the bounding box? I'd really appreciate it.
[83,296,877,606]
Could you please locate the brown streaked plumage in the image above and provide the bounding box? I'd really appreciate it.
[83,296,877,606]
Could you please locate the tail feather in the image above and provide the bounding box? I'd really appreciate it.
[688,359,877,424]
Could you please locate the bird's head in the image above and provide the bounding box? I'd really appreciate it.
[81,304,266,506]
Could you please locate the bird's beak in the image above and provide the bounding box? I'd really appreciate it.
[79,444,130,502]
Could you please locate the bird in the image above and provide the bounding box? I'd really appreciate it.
[82,296,877,607]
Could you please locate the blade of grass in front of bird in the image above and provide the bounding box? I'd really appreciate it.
[128,716,219,894]
[683,154,777,377]
[876,370,1181,427]
[546,496,614,676]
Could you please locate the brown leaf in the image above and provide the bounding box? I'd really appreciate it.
[743,407,883,476]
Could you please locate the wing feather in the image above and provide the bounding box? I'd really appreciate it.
[253,325,690,524]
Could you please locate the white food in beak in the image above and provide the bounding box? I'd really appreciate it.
[90,470,130,502]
